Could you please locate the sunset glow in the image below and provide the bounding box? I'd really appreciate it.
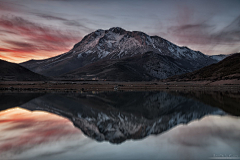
[0,107,81,156]
[0,14,82,63]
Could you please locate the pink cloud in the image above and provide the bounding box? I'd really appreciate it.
[0,15,83,62]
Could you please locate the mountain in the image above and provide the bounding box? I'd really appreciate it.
[209,54,228,61]
[61,51,197,81]
[0,59,48,81]
[20,92,225,144]
[168,53,240,81]
[20,27,217,80]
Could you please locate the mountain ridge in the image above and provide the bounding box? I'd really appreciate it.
[0,59,48,81]
[20,27,217,80]
[168,53,240,81]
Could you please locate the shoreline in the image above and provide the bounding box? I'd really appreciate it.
[1,80,240,92]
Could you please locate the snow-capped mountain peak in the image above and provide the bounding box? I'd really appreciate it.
[20,27,217,79]
[71,27,212,62]
[109,27,126,34]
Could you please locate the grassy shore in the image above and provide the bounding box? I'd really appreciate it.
[0,80,240,92]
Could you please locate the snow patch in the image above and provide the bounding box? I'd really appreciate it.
[168,46,175,53]
[97,46,110,58]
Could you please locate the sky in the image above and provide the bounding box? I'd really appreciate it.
[0,0,240,63]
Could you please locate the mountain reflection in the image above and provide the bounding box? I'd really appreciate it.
[15,91,226,144]
[0,109,239,160]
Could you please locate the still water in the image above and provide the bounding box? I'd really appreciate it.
[0,91,240,160]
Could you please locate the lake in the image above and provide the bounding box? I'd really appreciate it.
[0,91,240,160]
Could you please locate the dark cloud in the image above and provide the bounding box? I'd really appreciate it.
[166,15,240,54]
[2,40,41,57]
[0,15,83,43]
[35,13,68,21]
[0,29,17,34]
[0,47,13,52]
[64,20,85,27]
[213,16,240,44]
[168,23,214,45]
[0,16,50,34]
[35,13,91,29]
[4,40,36,48]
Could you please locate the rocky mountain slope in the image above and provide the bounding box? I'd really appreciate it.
[20,92,225,144]
[20,27,217,80]
[168,53,240,81]
[0,59,48,81]
[61,51,195,81]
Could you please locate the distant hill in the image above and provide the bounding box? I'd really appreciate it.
[208,54,228,61]
[0,59,48,81]
[168,53,240,81]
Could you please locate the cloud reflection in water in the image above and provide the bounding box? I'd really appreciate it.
[0,108,83,158]
[0,108,240,160]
